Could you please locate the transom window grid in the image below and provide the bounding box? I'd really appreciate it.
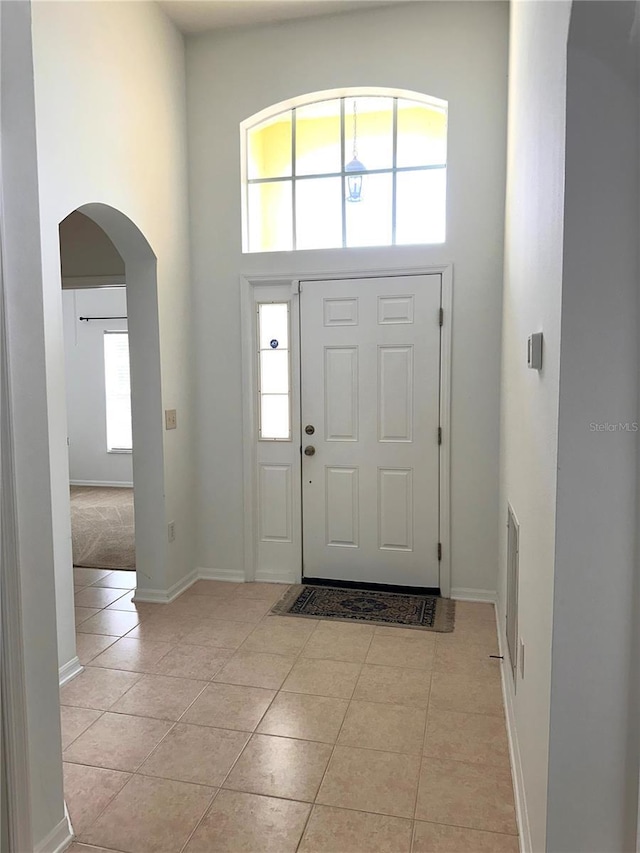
[257,302,292,440]
[244,94,447,253]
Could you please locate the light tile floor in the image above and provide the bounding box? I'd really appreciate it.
[64,569,519,853]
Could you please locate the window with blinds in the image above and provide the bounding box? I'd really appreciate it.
[104,331,132,452]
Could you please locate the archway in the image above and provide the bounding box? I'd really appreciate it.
[57,203,168,680]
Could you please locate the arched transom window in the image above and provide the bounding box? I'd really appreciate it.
[241,89,448,253]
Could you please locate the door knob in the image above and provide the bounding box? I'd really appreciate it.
[304,445,316,456]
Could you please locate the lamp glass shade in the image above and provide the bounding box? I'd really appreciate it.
[346,156,365,202]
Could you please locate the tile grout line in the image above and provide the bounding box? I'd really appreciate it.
[69,768,133,845]
[68,599,309,744]
[73,840,127,853]
[176,786,221,853]
[178,619,374,852]
[60,709,106,753]
[67,688,184,853]
[294,630,375,851]
[72,752,518,845]
[167,605,320,815]
[409,813,521,838]
[64,719,515,774]
[66,586,286,845]
[70,669,214,845]
[65,664,502,724]
[67,588,514,848]
[413,665,434,826]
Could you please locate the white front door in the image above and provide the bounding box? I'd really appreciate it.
[300,275,441,589]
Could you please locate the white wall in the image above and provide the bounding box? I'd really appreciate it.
[31,0,194,667]
[500,3,640,851]
[63,288,133,486]
[498,3,571,849]
[186,1,509,594]
[1,2,67,847]
[547,3,639,850]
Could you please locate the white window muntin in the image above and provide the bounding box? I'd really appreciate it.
[241,88,448,253]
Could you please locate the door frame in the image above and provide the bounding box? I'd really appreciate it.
[241,261,452,597]
[1,282,34,853]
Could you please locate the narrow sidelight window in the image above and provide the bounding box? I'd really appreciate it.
[257,303,291,440]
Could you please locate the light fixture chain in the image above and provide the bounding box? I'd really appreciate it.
[352,99,358,160]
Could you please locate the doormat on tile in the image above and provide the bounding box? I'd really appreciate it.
[272,585,455,632]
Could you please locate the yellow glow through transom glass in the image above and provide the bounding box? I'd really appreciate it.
[244,93,447,253]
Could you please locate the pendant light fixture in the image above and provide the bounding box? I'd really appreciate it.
[345,99,366,202]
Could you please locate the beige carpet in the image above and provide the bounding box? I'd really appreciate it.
[70,485,135,570]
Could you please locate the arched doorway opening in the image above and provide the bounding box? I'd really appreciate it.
[60,213,135,589]
[56,203,168,679]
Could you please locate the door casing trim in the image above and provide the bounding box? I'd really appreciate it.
[240,262,452,597]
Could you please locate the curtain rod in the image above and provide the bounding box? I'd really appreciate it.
[79,316,127,322]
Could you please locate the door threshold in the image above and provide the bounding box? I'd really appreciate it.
[301,576,441,597]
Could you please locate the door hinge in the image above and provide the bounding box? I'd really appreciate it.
[438,426,442,445]
[438,542,442,561]
[439,307,444,327]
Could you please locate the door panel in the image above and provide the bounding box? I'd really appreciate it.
[379,468,413,551]
[301,275,441,589]
[259,464,292,543]
[325,467,359,547]
[324,348,358,441]
[378,345,413,441]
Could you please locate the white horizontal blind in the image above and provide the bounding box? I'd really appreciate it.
[104,331,132,451]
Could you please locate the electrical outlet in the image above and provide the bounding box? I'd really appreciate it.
[168,521,175,542]
[165,409,177,430]
[519,639,525,679]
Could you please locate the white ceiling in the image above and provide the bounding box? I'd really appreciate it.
[158,0,395,35]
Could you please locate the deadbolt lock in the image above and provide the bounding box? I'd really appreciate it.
[305,424,315,435]
[304,445,316,456]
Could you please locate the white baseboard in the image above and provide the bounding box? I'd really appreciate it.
[34,805,74,853]
[255,568,296,584]
[70,479,133,488]
[495,601,529,853]
[133,565,285,604]
[197,567,245,583]
[134,567,247,604]
[134,570,197,603]
[451,587,497,603]
[130,572,496,603]
[59,656,83,687]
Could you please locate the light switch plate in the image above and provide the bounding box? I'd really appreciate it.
[527,333,543,370]
[165,409,177,430]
